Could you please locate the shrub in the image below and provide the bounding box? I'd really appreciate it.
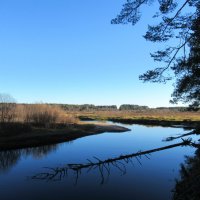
[0,94,16,123]
[23,104,62,127]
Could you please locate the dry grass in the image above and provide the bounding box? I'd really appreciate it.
[73,110,200,122]
[14,104,78,127]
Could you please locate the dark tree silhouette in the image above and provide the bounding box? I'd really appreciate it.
[112,0,200,107]
[173,146,200,199]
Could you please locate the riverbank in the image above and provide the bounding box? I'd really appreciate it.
[77,110,200,128]
[0,122,130,151]
[1,109,200,151]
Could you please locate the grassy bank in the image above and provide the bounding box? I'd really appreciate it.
[0,122,130,150]
[75,110,200,128]
[0,102,131,150]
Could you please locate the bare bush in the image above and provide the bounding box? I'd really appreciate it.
[0,94,16,123]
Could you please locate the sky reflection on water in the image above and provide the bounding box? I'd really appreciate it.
[0,124,198,200]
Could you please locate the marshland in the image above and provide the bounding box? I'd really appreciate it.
[1,97,200,150]
[1,96,200,200]
[1,0,200,200]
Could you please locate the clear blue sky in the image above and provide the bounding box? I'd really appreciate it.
[0,0,180,107]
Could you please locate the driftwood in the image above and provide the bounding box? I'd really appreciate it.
[163,130,198,142]
[31,138,197,184]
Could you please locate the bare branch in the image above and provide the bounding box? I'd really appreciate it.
[31,139,196,182]
[161,0,190,35]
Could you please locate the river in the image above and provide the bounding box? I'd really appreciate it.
[0,122,198,200]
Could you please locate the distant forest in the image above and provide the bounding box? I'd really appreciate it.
[33,104,195,112]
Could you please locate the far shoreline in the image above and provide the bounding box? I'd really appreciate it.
[79,116,200,129]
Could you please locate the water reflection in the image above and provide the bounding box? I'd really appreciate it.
[31,138,194,184]
[173,147,200,200]
[163,129,199,142]
[0,150,21,173]
[0,144,59,173]
[22,145,58,159]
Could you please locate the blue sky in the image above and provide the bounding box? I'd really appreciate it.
[0,0,180,107]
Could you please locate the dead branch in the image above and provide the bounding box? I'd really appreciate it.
[31,138,196,184]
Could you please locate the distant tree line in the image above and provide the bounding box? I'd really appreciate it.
[156,107,188,111]
[1,93,198,120]
[54,104,150,111]
[119,104,149,111]
[29,103,199,112]
[58,104,118,111]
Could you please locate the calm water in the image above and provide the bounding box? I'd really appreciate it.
[0,123,198,200]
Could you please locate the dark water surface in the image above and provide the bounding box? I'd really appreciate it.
[0,123,198,200]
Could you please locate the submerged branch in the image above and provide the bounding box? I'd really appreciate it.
[164,128,200,142]
[31,138,197,183]
[163,130,195,141]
